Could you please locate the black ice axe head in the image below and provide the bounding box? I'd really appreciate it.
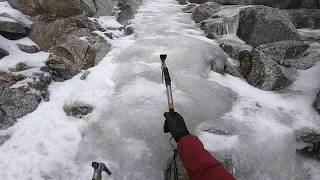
[160,54,167,63]
[92,162,112,180]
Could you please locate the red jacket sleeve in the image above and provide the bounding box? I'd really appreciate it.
[178,135,235,180]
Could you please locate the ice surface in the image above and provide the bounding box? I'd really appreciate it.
[0,0,319,180]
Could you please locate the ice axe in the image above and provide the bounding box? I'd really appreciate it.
[160,54,175,133]
[91,162,112,180]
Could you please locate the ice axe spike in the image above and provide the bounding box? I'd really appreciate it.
[91,162,111,180]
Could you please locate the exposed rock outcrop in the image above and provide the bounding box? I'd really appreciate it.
[256,40,320,70]
[237,6,302,47]
[17,44,40,53]
[7,0,94,18]
[0,48,9,59]
[314,91,320,114]
[239,49,291,91]
[192,2,221,23]
[117,0,142,24]
[0,16,28,40]
[30,15,102,51]
[286,9,320,29]
[64,104,94,118]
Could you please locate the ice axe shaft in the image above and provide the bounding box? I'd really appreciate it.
[161,54,174,113]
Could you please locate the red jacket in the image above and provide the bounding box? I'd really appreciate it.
[178,135,235,180]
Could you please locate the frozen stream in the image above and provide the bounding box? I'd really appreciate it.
[0,0,320,180]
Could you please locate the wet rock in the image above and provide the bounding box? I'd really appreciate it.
[314,91,320,114]
[7,0,94,18]
[209,0,296,9]
[124,26,134,35]
[237,6,302,48]
[47,38,94,80]
[239,49,291,91]
[0,48,9,59]
[9,62,31,72]
[296,128,320,160]
[117,0,141,24]
[200,18,226,38]
[65,104,94,118]
[0,84,41,129]
[0,16,28,40]
[30,15,101,51]
[189,0,209,3]
[192,2,221,23]
[104,32,114,39]
[17,44,40,54]
[286,9,320,29]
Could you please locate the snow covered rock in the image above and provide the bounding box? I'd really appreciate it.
[239,49,291,91]
[0,16,27,40]
[192,2,221,23]
[256,40,320,70]
[237,6,302,48]
[296,128,320,159]
[8,62,30,72]
[17,44,39,54]
[0,48,9,59]
[0,82,41,129]
[286,9,320,29]
[117,0,142,24]
[7,0,94,18]
[64,104,94,118]
[314,91,320,114]
[30,15,102,51]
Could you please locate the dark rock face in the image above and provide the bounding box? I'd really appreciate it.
[124,26,134,35]
[177,0,188,5]
[286,9,320,29]
[0,83,41,129]
[189,0,209,3]
[237,6,302,47]
[7,0,94,18]
[0,17,28,40]
[314,91,320,114]
[296,128,320,160]
[0,48,9,59]
[17,44,40,54]
[192,2,221,23]
[256,40,320,70]
[239,49,291,91]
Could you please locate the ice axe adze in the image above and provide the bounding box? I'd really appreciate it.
[160,54,175,133]
[91,162,112,180]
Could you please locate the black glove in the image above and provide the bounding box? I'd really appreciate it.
[164,112,190,142]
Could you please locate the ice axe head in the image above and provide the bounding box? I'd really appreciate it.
[92,162,112,180]
[160,54,167,63]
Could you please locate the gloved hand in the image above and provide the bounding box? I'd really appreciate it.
[164,112,190,142]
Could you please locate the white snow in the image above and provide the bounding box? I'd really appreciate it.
[0,0,319,180]
[0,1,33,27]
